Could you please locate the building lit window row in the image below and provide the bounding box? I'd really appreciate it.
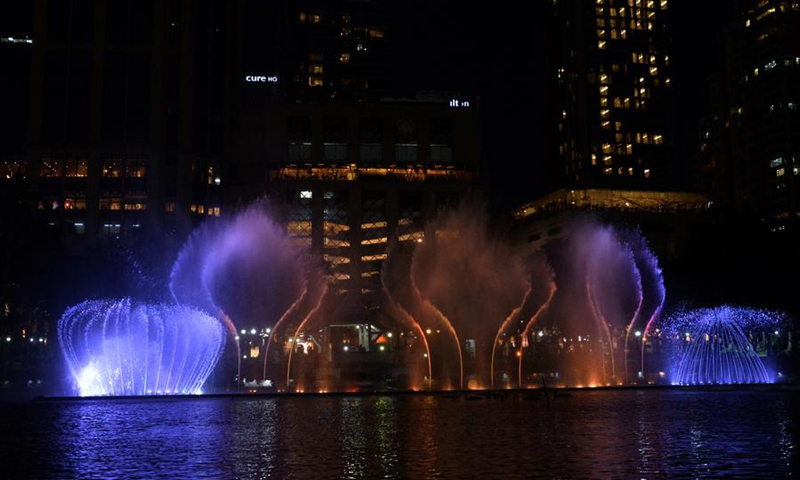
[275,165,474,182]
[40,157,148,179]
[602,166,647,176]
[323,254,351,265]
[189,204,220,216]
[631,52,665,65]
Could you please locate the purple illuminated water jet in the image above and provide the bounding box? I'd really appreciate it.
[168,198,326,387]
[58,298,225,396]
[512,215,667,388]
[661,305,789,385]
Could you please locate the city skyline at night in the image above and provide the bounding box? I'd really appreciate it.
[1,0,798,399]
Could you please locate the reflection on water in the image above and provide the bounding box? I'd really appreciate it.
[1,388,798,479]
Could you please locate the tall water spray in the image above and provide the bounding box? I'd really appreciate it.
[168,198,326,387]
[58,298,225,396]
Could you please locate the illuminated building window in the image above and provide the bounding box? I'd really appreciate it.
[299,12,306,22]
[603,167,613,175]
[777,168,785,177]
[124,191,147,211]
[311,14,321,24]
[164,202,176,212]
[127,158,146,178]
[600,97,609,107]
[597,29,606,38]
[626,144,633,154]
[600,109,611,118]
[309,76,323,87]
[650,66,658,76]
[603,155,613,165]
[311,64,323,74]
[64,196,86,210]
[602,120,611,130]
[0,161,25,179]
[40,157,63,177]
[340,53,350,63]
[369,28,384,38]
[598,40,607,49]
[628,167,634,175]
[62,158,87,177]
[653,134,663,145]
[602,143,612,153]
[102,158,123,177]
[591,153,598,165]
[99,195,122,210]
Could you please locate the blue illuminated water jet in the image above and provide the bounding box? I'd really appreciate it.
[58,298,226,396]
[662,305,789,385]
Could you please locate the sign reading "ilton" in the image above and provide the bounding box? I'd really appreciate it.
[245,75,278,83]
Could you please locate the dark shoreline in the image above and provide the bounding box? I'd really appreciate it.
[24,381,800,403]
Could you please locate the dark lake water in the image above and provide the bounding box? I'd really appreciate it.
[1,386,799,479]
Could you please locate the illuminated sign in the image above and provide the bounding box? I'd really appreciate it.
[449,99,470,107]
[245,75,278,83]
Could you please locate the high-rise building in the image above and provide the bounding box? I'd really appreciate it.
[288,0,390,103]
[551,0,677,191]
[508,0,712,281]
[699,0,800,231]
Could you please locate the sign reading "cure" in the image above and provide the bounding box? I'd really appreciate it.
[245,75,278,83]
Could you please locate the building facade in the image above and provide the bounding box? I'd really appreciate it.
[698,0,800,231]
[551,0,677,191]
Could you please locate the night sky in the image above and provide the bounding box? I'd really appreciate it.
[388,1,735,213]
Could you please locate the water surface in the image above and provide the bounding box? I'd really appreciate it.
[1,387,798,479]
